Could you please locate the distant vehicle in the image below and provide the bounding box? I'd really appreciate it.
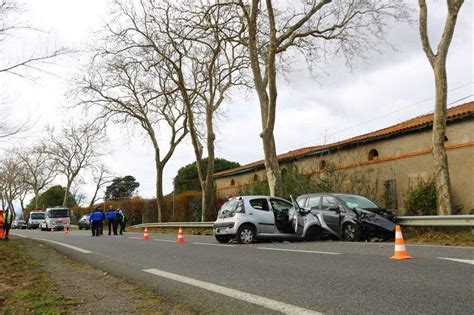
[213,195,339,244]
[296,193,396,241]
[27,211,46,229]
[12,219,27,229]
[78,214,91,230]
[40,207,70,231]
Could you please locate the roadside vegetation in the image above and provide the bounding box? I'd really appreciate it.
[0,240,73,313]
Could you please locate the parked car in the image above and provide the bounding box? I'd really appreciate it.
[78,214,91,230]
[296,193,396,241]
[213,195,339,244]
[27,211,46,229]
[12,219,27,229]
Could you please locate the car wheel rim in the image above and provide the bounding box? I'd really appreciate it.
[240,229,253,244]
[345,225,355,240]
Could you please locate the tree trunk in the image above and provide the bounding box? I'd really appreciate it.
[432,64,453,215]
[63,180,71,207]
[155,160,166,222]
[418,0,464,214]
[34,188,39,209]
[261,132,283,197]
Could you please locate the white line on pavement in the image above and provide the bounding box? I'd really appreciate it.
[143,268,321,315]
[437,257,474,265]
[192,242,235,247]
[258,247,341,255]
[128,237,143,240]
[34,238,93,254]
[11,233,29,239]
[153,239,176,243]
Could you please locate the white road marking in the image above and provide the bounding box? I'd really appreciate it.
[11,233,29,239]
[143,268,321,315]
[34,238,93,254]
[258,247,341,255]
[128,237,144,240]
[192,242,235,247]
[152,239,176,243]
[437,257,474,265]
[347,241,474,250]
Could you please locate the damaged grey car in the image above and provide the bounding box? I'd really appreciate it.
[296,193,396,241]
[213,196,340,244]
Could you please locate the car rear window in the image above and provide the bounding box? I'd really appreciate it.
[250,199,269,211]
[218,199,240,218]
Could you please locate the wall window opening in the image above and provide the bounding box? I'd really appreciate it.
[368,149,379,161]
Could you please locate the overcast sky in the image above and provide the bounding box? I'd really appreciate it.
[1,0,473,206]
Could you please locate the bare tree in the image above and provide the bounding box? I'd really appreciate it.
[0,0,68,139]
[119,1,248,221]
[15,145,58,209]
[88,163,113,209]
[75,40,188,221]
[0,156,26,212]
[225,0,411,196]
[418,0,464,215]
[44,123,106,207]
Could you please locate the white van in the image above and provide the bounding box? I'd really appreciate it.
[40,207,70,231]
[28,211,46,229]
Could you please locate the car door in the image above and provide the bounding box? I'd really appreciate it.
[320,196,342,233]
[269,198,296,234]
[248,198,275,234]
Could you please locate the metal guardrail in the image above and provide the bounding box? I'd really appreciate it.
[396,215,474,227]
[131,215,474,228]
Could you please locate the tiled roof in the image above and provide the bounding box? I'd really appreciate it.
[214,101,474,178]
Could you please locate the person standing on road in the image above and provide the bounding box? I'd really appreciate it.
[3,208,15,240]
[106,206,118,235]
[89,207,103,237]
[117,208,126,235]
[100,208,105,235]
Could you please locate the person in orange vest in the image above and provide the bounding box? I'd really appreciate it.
[3,208,15,241]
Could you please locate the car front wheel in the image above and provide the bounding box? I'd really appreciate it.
[305,226,321,241]
[215,235,232,244]
[237,225,256,244]
[343,223,361,241]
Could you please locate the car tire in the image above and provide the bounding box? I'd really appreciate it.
[79,226,83,230]
[305,226,321,241]
[343,222,361,242]
[236,225,256,244]
[215,235,232,244]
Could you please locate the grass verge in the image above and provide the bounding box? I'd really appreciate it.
[0,239,75,313]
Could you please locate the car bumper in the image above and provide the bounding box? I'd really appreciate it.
[213,222,237,235]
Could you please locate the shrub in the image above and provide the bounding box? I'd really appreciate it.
[404,177,437,216]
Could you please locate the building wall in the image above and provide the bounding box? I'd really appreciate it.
[215,119,474,214]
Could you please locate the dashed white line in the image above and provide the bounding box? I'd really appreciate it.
[258,247,341,255]
[437,257,474,265]
[143,268,321,315]
[192,242,235,247]
[33,238,93,254]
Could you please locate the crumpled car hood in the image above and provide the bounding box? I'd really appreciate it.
[354,208,396,232]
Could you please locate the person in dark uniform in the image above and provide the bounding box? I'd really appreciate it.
[106,206,118,235]
[117,208,126,235]
[100,208,105,235]
[89,207,103,237]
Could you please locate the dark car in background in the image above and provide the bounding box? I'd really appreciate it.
[296,193,396,241]
[78,214,91,230]
[12,219,27,229]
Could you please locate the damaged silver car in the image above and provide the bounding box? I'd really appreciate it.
[213,195,339,244]
[296,193,396,241]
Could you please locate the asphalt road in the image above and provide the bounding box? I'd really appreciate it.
[11,229,474,314]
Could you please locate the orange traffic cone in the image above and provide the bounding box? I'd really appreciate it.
[176,226,185,243]
[0,228,3,237]
[64,227,68,235]
[390,225,412,260]
[143,227,149,240]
